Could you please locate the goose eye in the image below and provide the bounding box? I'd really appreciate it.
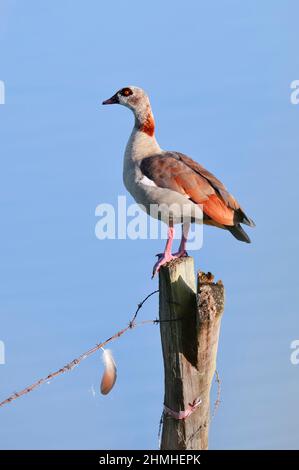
[121,88,132,97]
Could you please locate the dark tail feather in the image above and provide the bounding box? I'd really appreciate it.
[228,224,251,243]
[234,208,255,227]
[242,215,255,227]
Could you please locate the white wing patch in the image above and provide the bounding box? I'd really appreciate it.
[140,175,157,187]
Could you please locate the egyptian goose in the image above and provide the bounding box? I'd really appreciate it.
[103,86,255,277]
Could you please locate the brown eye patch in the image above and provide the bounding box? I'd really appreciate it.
[120,87,133,97]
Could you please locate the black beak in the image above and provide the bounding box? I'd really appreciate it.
[102,93,119,105]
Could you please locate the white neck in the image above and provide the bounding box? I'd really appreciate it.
[125,126,161,163]
[123,125,161,195]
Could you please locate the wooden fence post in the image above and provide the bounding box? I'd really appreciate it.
[159,256,225,450]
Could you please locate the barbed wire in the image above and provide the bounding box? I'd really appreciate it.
[0,289,159,409]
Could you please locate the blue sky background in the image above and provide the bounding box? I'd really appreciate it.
[0,0,299,449]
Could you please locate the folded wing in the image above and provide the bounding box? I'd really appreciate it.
[140,151,255,240]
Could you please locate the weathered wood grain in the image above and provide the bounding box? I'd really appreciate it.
[159,257,225,450]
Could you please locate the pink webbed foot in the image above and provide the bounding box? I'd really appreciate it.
[152,226,175,278]
[172,249,188,258]
[152,252,175,278]
[152,251,188,278]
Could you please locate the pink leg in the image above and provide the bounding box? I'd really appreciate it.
[173,223,190,258]
[152,226,175,278]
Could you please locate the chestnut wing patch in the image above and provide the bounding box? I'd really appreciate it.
[176,152,239,210]
[139,153,235,226]
[140,154,213,200]
[173,152,255,227]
